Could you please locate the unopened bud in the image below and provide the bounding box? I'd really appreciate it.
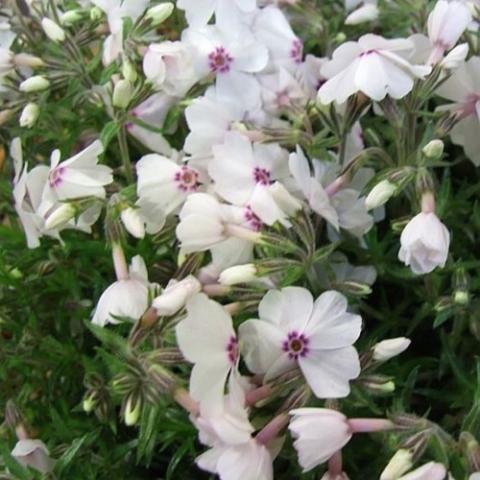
[269,181,302,215]
[19,76,50,93]
[61,9,83,25]
[334,280,372,297]
[144,3,174,26]
[380,449,413,480]
[335,32,347,43]
[121,207,145,239]
[90,6,103,21]
[364,379,395,394]
[345,4,379,25]
[122,56,137,83]
[365,180,397,210]
[41,18,66,42]
[45,203,75,229]
[82,392,98,413]
[124,394,142,426]
[19,103,39,128]
[373,337,411,362]
[422,139,444,159]
[14,54,45,68]
[152,275,202,316]
[219,264,257,286]
[454,290,469,305]
[113,79,134,109]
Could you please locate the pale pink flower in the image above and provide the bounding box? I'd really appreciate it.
[11,439,55,474]
[398,462,446,480]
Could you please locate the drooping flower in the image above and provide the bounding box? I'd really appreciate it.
[11,439,55,474]
[176,293,240,413]
[289,408,352,472]
[318,34,431,104]
[92,253,151,326]
[153,275,202,316]
[398,192,450,275]
[239,287,362,398]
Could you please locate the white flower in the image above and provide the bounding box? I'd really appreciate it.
[11,439,55,474]
[120,207,145,239]
[136,153,202,216]
[398,212,450,275]
[210,132,291,226]
[399,462,447,480]
[441,43,469,69]
[373,337,411,361]
[184,86,247,156]
[183,24,268,109]
[380,449,414,480]
[176,293,240,413]
[435,56,480,165]
[153,275,202,316]
[427,0,471,64]
[289,408,352,472]
[470,473,480,480]
[318,34,431,104]
[41,17,66,42]
[127,93,175,155]
[321,473,350,480]
[345,4,379,25]
[252,6,304,72]
[91,255,150,326]
[219,264,257,286]
[177,0,256,28]
[143,41,199,97]
[239,287,362,398]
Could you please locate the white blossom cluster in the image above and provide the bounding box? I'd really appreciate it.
[3,0,480,478]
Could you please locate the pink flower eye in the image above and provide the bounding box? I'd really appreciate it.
[253,167,272,186]
[174,165,200,192]
[49,166,65,187]
[208,47,234,74]
[290,39,303,64]
[283,331,309,360]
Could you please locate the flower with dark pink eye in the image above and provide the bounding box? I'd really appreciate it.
[226,336,239,364]
[174,165,200,192]
[360,49,378,57]
[282,331,309,360]
[253,166,272,186]
[208,46,234,74]
[244,206,263,232]
[49,166,65,188]
[290,39,303,64]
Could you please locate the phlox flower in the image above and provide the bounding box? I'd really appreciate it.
[92,255,150,326]
[11,439,55,474]
[239,287,362,398]
[209,132,292,226]
[176,293,241,413]
[318,34,431,104]
[398,462,447,480]
[183,24,268,109]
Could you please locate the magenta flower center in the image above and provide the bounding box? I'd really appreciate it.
[49,166,65,188]
[253,166,272,185]
[290,39,303,64]
[244,206,263,232]
[283,331,309,360]
[208,47,233,74]
[226,336,239,364]
[174,165,199,192]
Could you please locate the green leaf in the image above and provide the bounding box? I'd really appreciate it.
[100,121,120,149]
[84,319,128,357]
[54,431,100,475]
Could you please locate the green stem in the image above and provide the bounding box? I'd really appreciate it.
[118,125,134,184]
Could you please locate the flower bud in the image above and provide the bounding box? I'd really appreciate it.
[82,392,98,413]
[345,4,379,25]
[113,79,134,109]
[19,76,50,93]
[0,109,14,126]
[121,207,145,239]
[41,18,66,42]
[45,203,76,229]
[90,6,103,21]
[422,139,444,159]
[380,449,413,480]
[334,280,372,297]
[122,56,137,83]
[365,180,397,210]
[153,275,202,316]
[364,379,395,394]
[454,290,469,306]
[14,54,45,68]
[19,103,39,128]
[61,10,83,25]
[373,337,411,362]
[124,394,142,426]
[269,181,302,215]
[219,264,257,285]
[144,3,174,26]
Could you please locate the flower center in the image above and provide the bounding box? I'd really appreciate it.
[360,49,378,56]
[226,336,239,364]
[282,331,309,360]
[49,166,65,188]
[174,165,199,192]
[244,206,263,232]
[208,47,233,74]
[290,39,303,64]
[253,166,272,186]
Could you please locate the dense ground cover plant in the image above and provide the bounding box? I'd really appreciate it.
[1,0,480,478]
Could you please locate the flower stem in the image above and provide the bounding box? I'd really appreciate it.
[348,418,395,433]
[255,413,289,446]
[118,124,134,184]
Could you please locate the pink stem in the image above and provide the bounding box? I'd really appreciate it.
[173,388,199,417]
[427,44,445,66]
[16,424,28,441]
[328,450,343,476]
[224,302,242,315]
[255,413,289,446]
[112,243,129,281]
[325,175,347,197]
[245,384,274,406]
[421,191,435,214]
[224,224,262,243]
[348,418,394,433]
[203,283,231,297]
